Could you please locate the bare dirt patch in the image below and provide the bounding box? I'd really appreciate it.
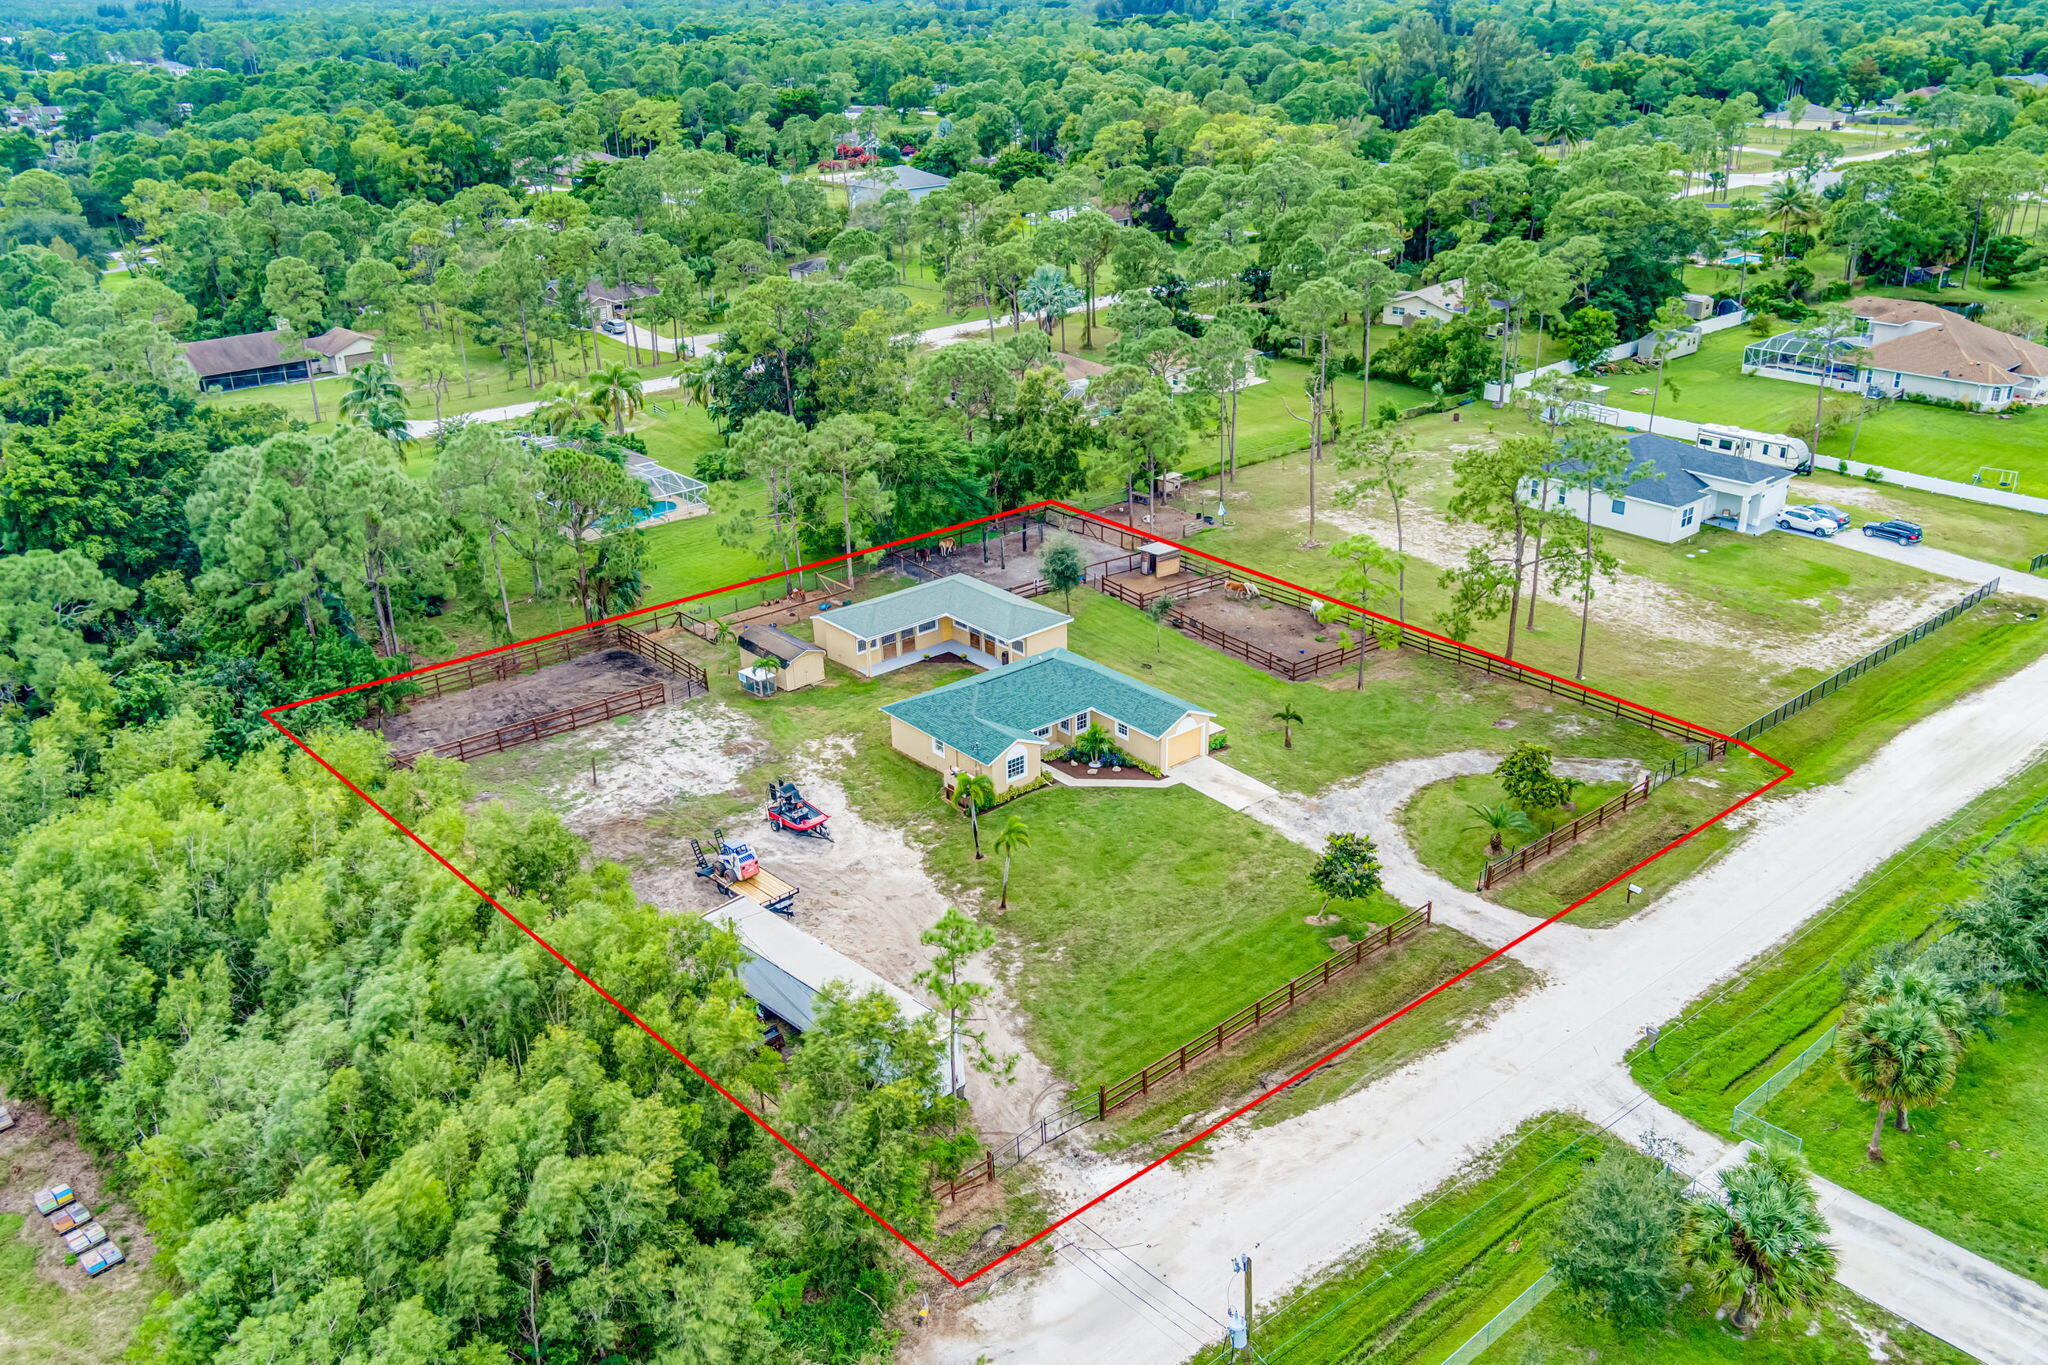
[1172,590,1343,666]
[0,1093,160,1360]
[376,648,673,754]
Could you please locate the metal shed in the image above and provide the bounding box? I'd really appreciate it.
[705,900,964,1097]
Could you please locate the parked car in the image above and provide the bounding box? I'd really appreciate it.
[1863,520,1925,545]
[1803,503,1851,528]
[599,318,627,336]
[1776,507,1840,537]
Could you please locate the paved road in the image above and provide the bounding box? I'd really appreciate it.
[911,641,2048,1364]
[1821,527,2048,600]
[406,296,1115,441]
[1676,144,1919,198]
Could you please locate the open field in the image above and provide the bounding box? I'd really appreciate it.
[1633,750,2048,1284]
[1189,1113,1967,1365]
[1598,321,2048,486]
[0,1099,162,1364]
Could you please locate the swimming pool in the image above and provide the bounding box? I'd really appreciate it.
[632,499,678,524]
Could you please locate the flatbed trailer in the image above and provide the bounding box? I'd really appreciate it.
[691,834,799,915]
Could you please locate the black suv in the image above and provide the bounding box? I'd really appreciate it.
[1862,520,1924,545]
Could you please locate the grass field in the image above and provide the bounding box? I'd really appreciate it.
[1632,751,2048,1283]
[1397,759,1772,928]
[1764,997,2048,1287]
[1600,321,2048,487]
[0,1213,159,1365]
[1187,1113,1965,1365]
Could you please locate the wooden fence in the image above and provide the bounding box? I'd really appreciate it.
[391,683,668,766]
[1475,741,1724,889]
[383,621,709,767]
[935,904,1433,1202]
[399,633,608,703]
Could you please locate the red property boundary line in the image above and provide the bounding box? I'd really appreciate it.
[264,500,1791,1287]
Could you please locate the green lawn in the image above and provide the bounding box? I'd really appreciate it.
[1599,324,2048,488]
[1058,590,1689,796]
[1397,761,1771,928]
[1499,1286,1970,1364]
[1633,751,2048,1284]
[1193,1113,1963,1365]
[1763,997,2048,1287]
[0,1212,159,1364]
[198,330,686,432]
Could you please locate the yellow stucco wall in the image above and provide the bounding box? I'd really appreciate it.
[887,716,1042,794]
[816,612,1067,676]
[777,650,826,690]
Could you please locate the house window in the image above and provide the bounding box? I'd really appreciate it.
[1391,306,1405,316]
[1010,638,1027,651]
[1527,479,1542,500]
[1681,507,1695,527]
[1115,721,1130,739]
[917,619,939,635]
[1610,498,1627,515]
[1032,726,1052,739]
[857,638,871,652]
[931,736,945,756]
[1006,754,1027,780]
[1070,712,1089,731]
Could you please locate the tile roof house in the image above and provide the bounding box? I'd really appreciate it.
[1528,432,1792,544]
[1848,297,2048,408]
[812,577,1070,676]
[183,326,377,391]
[880,648,1218,793]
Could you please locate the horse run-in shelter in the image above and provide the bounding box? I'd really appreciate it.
[880,647,1218,795]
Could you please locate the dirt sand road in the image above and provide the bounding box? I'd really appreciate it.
[908,638,2048,1364]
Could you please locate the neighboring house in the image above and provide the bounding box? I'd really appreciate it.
[1765,104,1848,129]
[183,326,377,392]
[879,648,1219,795]
[1381,277,1469,325]
[584,278,657,322]
[1528,432,1792,543]
[1743,297,2048,409]
[1165,350,1262,395]
[846,164,951,208]
[4,105,62,129]
[787,255,829,279]
[737,625,825,694]
[2011,73,2048,89]
[1850,296,2048,407]
[812,576,1070,677]
[1622,325,1701,363]
[1056,350,1110,399]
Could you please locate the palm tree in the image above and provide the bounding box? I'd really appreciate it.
[991,815,1030,909]
[532,382,598,437]
[340,359,404,424]
[1684,1146,1838,1337]
[1761,179,1819,258]
[1836,1000,1958,1162]
[1272,705,1304,749]
[1018,262,1085,338]
[675,354,715,413]
[1467,802,1537,857]
[588,363,646,434]
[954,773,997,860]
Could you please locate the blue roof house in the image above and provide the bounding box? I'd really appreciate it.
[880,648,1218,794]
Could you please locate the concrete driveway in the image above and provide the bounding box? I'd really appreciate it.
[1822,526,2048,600]
[1171,755,1280,812]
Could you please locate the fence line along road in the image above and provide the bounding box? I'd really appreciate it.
[1733,579,2001,742]
[935,905,1434,1203]
[1732,1025,1839,1152]
[1476,740,1724,890]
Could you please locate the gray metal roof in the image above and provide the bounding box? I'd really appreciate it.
[739,624,821,665]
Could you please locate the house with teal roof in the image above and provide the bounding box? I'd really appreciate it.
[879,648,1219,794]
[812,576,1071,677]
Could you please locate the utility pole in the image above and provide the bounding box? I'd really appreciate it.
[1230,1253,1254,1361]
